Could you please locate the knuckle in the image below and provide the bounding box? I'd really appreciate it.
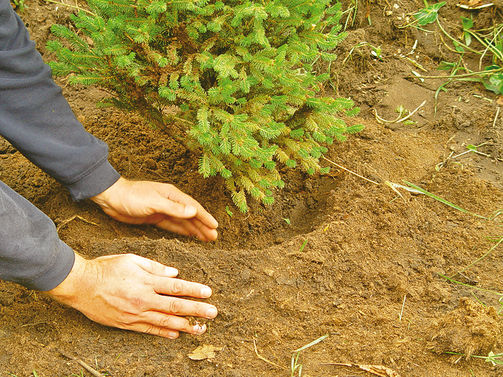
[144,325,163,336]
[117,313,136,326]
[157,316,175,328]
[130,296,145,309]
[124,293,146,313]
[170,280,185,296]
[166,299,183,314]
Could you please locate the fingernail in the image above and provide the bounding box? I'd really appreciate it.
[206,306,218,318]
[184,205,197,217]
[208,229,218,241]
[201,286,212,298]
[194,323,206,334]
[167,331,179,339]
[164,267,178,276]
[210,216,219,228]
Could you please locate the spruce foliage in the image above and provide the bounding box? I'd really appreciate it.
[49,0,362,212]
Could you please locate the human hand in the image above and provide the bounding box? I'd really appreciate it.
[47,253,218,339]
[91,177,218,241]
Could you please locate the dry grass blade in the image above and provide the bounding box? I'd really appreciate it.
[43,0,97,15]
[291,334,329,377]
[403,181,488,219]
[322,157,379,185]
[374,100,426,124]
[322,362,401,377]
[253,339,285,370]
[452,237,503,278]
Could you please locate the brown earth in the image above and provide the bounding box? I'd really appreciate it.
[1,1,503,376]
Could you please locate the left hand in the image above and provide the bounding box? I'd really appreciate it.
[91,177,218,241]
[48,253,218,339]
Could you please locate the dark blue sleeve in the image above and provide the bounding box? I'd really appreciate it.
[0,0,120,200]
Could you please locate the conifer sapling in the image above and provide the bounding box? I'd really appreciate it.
[48,0,363,212]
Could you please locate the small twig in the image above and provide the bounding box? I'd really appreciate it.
[399,294,407,321]
[59,350,106,377]
[56,215,99,232]
[322,157,380,185]
[399,56,427,72]
[451,149,492,159]
[403,181,488,219]
[493,107,501,128]
[253,339,285,370]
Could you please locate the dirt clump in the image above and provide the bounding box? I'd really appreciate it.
[428,298,503,358]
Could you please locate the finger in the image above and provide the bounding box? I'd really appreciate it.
[155,217,209,241]
[179,218,210,241]
[192,218,218,241]
[129,254,179,277]
[151,218,195,238]
[153,277,212,299]
[125,323,180,339]
[152,296,218,319]
[160,185,218,229]
[139,312,207,335]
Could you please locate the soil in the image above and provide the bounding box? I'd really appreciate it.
[1,1,503,376]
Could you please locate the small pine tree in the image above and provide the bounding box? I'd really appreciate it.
[48,0,362,212]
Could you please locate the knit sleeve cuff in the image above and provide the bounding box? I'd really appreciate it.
[66,158,121,201]
[31,240,75,291]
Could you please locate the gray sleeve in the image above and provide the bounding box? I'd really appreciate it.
[0,181,75,291]
[0,1,118,290]
[0,0,120,200]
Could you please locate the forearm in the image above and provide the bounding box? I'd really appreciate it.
[0,180,75,290]
[0,0,120,199]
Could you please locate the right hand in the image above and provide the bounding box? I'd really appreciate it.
[91,178,219,242]
[47,253,218,339]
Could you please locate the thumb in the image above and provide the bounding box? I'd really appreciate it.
[131,255,179,277]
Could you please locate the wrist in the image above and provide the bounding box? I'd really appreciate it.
[47,254,93,304]
[91,176,126,207]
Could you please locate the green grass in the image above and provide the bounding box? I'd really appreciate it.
[446,351,503,366]
[401,1,503,100]
[291,334,329,377]
[402,181,488,219]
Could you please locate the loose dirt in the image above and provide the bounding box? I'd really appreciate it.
[1,1,503,376]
